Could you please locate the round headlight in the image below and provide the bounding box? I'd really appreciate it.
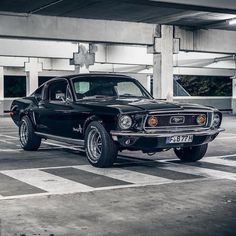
[147,116,158,127]
[196,114,206,126]
[119,115,132,130]
[212,113,221,128]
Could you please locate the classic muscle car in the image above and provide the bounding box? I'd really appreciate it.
[10,74,224,167]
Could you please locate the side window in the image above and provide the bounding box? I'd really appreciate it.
[74,81,90,99]
[48,80,68,103]
[74,81,90,94]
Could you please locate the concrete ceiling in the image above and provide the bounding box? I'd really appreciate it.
[0,0,236,30]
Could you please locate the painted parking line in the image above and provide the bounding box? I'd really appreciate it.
[221,132,236,136]
[0,134,18,139]
[215,137,236,140]
[0,139,14,144]
[0,149,21,152]
[206,154,236,159]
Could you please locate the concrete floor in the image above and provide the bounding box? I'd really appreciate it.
[0,114,235,236]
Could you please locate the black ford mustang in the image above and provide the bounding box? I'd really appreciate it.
[10,74,224,167]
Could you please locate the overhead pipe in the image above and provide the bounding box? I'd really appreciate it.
[28,0,64,15]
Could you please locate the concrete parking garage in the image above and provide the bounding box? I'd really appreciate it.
[0,1,236,235]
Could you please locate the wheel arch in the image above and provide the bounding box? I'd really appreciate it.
[83,114,117,136]
[83,115,103,136]
[19,110,36,129]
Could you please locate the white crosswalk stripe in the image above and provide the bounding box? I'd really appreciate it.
[0,141,235,200]
[160,162,236,181]
[0,165,177,200]
[202,156,236,167]
[1,169,94,194]
[74,165,171,184]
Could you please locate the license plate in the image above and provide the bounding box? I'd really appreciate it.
[166,135,193,144]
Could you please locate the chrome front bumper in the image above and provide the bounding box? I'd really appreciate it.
[110,128,225,138]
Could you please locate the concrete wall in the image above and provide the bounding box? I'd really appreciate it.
[3,98,15,112]
[0,100,4,116]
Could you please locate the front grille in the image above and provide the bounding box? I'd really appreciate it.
[144,112,210,130]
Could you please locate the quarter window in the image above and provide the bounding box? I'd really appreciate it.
[48,80,68,103]
[74,81,90,94]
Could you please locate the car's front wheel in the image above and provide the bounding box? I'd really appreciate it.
[85,121,118,168]
[19,116,41,151]
[174,144,208,162]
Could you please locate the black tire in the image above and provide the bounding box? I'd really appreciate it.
[174,144,208,162]
[85,121,118,168]
[19,116,41,151]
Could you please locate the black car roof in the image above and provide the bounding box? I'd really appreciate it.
[41,73,136,88]
[64,73,135,80]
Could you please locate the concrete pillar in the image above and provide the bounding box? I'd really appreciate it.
[71,43,94,74]
[146,75,152,93]
[152,25,174,100]
[0,67,4,115]
[232,79,236,115]
[25,58,42,95]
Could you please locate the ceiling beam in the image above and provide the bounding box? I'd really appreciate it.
[173,67,236,76]
[175,26,236,54]
[0,14,155,45]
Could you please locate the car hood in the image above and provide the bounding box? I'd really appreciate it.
[76,97,213,113]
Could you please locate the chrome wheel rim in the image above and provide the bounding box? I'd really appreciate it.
[20,120,28,146]
[87,127,102,163]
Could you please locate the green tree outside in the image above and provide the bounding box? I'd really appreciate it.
[177,75,232,96]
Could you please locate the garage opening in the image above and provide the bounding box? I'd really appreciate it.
[4,76,26,98]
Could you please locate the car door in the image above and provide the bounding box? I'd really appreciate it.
[36,79,73,137]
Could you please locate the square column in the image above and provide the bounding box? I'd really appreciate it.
[0,67,4,116]
[0,66,3,100]
[25,58,42,96]
[152,25,177,100]
[71,43,95,74]
[232,79,236,115]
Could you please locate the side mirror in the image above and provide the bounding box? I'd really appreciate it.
[66,97,73,103]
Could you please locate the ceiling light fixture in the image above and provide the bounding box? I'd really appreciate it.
[229,18,236,25]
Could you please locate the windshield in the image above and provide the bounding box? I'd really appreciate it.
[71,76,152,100]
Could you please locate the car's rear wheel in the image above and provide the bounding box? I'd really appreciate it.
[174,144,208,162]
[19,116,41,151]
[85,121,118,167]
